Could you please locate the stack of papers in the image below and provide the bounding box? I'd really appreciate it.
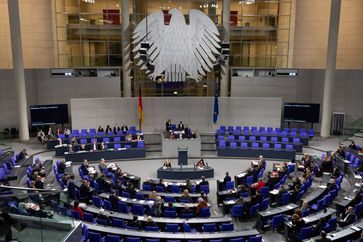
[319,185,327,189]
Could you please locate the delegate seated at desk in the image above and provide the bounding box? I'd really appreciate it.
[121,125,128,134]
[196,159,206,169]
[177,121,185,131]
[337,206,357,227]
[166,119,172,132]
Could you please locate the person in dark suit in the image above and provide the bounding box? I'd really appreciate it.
[291,213,305,233]
[177,121,184,131]
[109,190,120,210]
[97,125,104,132]
[121,125,129,134]
[277,185,288,205]
[98,142,107,150]
[57,160,66,174]
[67,176,76,199]
[166,119,172,131]
[199,176,209,186]
[338,206,357,227]
[127,215,142,230]
[349,141,358,150]
[34,176,44,189]
[184,125,191,138]
[79,179,93,204]
[223,172,231,184]
[80,159,90,176]
[17,149,28,161]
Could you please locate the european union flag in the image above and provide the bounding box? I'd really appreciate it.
[213,81,219,124]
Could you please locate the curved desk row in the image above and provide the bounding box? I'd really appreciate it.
[138,190,201,199]
[157,167,214,180]
[64,148,146,162]
[85,222,260,240]
[217,147,296,160]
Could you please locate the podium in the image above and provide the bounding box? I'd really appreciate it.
[178,147,188,166]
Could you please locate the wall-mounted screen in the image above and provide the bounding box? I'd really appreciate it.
[283,103,320,123]
[30,104,69,126]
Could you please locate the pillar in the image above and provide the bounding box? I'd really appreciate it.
[8,0,30,141]
[220,0,230,97]
[320,0,341,137]
[207,1,217,23]
[122,0,132,97]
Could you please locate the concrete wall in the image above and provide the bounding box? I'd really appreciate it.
[70,97,282,133]
[0,69,120,129]
[231,69,363,128]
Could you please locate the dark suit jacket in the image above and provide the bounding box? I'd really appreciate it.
[109,194,119,210]
[178,124,184,131]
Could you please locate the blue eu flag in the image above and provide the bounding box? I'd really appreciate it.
[213,81,219,124]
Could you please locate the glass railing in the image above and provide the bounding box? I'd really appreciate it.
[0,186,80,242]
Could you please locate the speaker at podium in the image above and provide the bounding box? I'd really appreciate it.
[178,147,188,166]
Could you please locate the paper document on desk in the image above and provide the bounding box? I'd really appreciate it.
[351,226,360,231]
[121,198,127,202]
[286,205,294,209]
[226,200,235,204]
[319,185,327,189]
[270,190,279,195]
[344,196,353,201]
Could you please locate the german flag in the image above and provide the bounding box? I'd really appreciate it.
[138,86,143,129]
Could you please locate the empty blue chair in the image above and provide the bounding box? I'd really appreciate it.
[260,136,267,142]
[230,238,243,242]
[122,191,130,198]
[88,232,103,242]
[203,223,216,232]
[200,185,210,194]
[246,175,254,186]
[103,200,112,210]
[290,131,297,137]
[239,136,245,141]
[92,196,103,208]
[97,131,104,136]
[231,205,243,218]
[126,238,141,242]
[145,226,159,231]
[170,185,181,193]
[226,181,235,190]
[166,240,181,242]
[143,184,152,191]
[249,235,262,242]
[285,144,293,150]
[300,132,308,138]
[263,143,270,149]
[199,207,210,217]
[112,218,125,228]
[298,226,313,240]
[166,223,179,232]
[58,134,65,139]
[241,142,248,149]
[106,235,120,242]
[83,212,94,223]
[132,204,144,216]
[269,214,284,231]
[230,142,237,148]
[217,135,224,140]
[281,192,291,205]
[249,136,256,141]
[249,203,259,216]
[96,218,108,225]
[271,136,278,142]
[218,140,226,148]
[118,202,129,213]
[137,141,144,148]
[267,127,273,133]
[135,192,144,200]
[164,196,176,202]
[282,137,289,143]
[80,139,87,144]
[251,127,257,131]
[260,198,269,211]
[114,137,121,142]
[221,223,234,231]
[251,143,259,149]
[227,135,234,141]
[155,185,165,192]
[293,138,300,144]
[259,187,269,197]
[114,143,121,149]
[165,210,177,218]
[220,126,226,131]
[227,126,234,133]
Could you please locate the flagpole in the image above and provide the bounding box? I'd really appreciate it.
[139,77,142,131]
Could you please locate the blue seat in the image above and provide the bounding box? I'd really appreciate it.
[164,196,176,202]
[251,142,259,149]
[249,136,256,141]
[230,142,237,148]
[262,143,270,149]
[135,192,144,200]
[166,223,179,232]
[286,144,293,150]
[249,203,259,216]
[122,191,130,198]
[92,196,103,208]
[271,136,278,142]
[166,240,181,242]
[246,175,254,186]
[143,184,152,191]
[114,143,121,149]
[118,201,129,213]
[145,226,159,231]
[203,223,216,232]
[229,238,243,242]
[260,198,269,211]
[259,187,269,197]
[281,192,291,205]
[231,205,243,218]
[112,218,125,228]
[88,232,103,242]
[282,137,289,143]
[81,224,88,242]
[114,137,121,142]
[96,218,108,225]
[227,135,234,141]
[132,204,144,216]
[199,207,210,217]
[226,181,235,190]
[293,138,300,143]
[145,240,160,242]
[200,185,210,194]
[217,135,224,140]
[240,142,248,149]
[239,136,245,141]
[298,226,313,240]
[83,212,94,222]
[71,210,80,220]
[269,214,284,231]
[260,136,267,142]
[218,140,226,147]
[170,185,181,193]
[221,223,234,231]
[249,236,262,242]
[137,141,144,148]
[105,235,120,242]
[126,238,141,242]
[155,185,165,192]
[165,210,177,218]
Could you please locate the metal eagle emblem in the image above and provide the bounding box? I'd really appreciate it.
[132,9,227,82]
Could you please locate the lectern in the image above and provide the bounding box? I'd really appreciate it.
[178,147,188,166]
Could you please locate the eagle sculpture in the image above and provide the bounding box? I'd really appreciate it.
[132,9,221,82]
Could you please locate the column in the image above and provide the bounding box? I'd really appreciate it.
[122,0,132,97]
[220,0,230,97]
[8,0,29,141]
[320,0,341,137]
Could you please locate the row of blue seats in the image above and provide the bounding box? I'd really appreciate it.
[219,126,314,134]
[218,141,295,150]
[344,150,361,169]
[142,184,210,195]
[0,154,17,182]
[58,128,141,140]
[217,135,302,144]
[216,129,312,138]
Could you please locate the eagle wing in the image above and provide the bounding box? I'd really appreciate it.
[132,11,165,71]
[188,9,221,77]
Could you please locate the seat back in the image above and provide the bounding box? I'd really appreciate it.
[105,235,121,242]
[203,223,216,232]
[88,232,102,242]
[165,223,179,232]
[220,223,234,231]
[199,207,210,217]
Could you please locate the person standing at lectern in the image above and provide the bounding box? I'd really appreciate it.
[178,121,184,131]
[166,119,172,131]
[163,160,172,169]
[196,159,206,169]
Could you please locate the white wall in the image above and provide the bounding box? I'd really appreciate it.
[231,69,363,128]
[70,97,282,133]
[0,69,120,129]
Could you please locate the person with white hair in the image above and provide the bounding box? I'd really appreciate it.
[97,208,110,224]
[195,197,208,216]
